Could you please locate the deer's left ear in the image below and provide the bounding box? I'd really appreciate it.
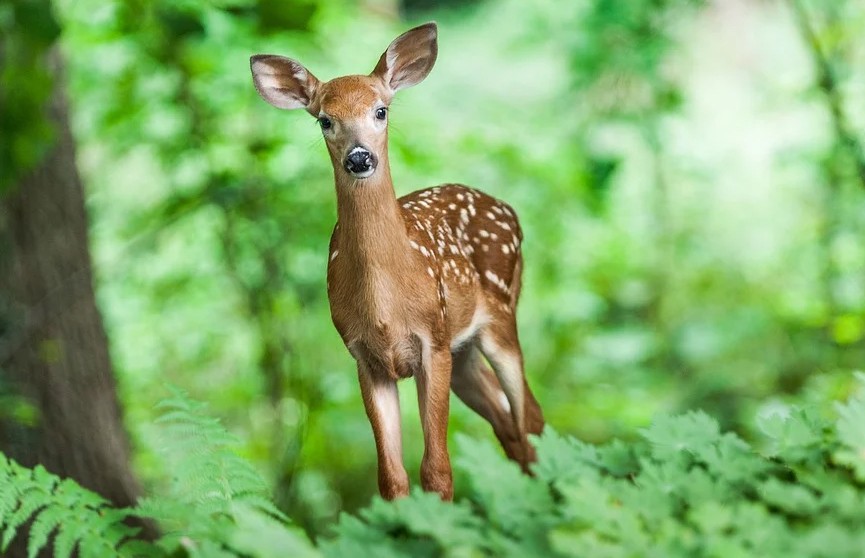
[371,22,438,94]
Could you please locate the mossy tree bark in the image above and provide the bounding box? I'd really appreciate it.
[0,52,143,514]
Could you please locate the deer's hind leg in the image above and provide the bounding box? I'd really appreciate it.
[450,338,544,472]
[451,344,522,463]
[476,311,544,471]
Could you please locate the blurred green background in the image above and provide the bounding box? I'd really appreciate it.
[3,0,865,539]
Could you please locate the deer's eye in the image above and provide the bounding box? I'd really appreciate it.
[319,116,332,130]
[375,107,387,121]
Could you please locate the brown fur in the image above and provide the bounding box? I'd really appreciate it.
[251,22,544,501]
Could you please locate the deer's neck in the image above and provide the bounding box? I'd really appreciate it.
[334,164,410,270]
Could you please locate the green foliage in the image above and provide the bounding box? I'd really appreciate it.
[0,455,142,557]
[833,374,865,482]
[135,389,298,555]
[0,389,317,558]
[565,0,704,116]
[6,386,865,557]
[7,0,865,538]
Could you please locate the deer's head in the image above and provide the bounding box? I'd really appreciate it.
[250,23,438,181]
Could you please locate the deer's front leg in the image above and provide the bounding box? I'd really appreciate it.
[416,345,454,500]
[357,360,409,500]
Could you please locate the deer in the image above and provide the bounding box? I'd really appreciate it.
[250,22,544,501]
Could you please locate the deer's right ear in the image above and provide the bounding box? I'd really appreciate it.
[250,55,320,112]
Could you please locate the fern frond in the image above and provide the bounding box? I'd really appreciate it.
[149,388,272,506]
[1,461,56,552]
[53,520,80,558]
[139,387,312,555]
[27,504,65,558]
[0,454,152,558]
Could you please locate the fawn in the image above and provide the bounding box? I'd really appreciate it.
[250,22,544,500]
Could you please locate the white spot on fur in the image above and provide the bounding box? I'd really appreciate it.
[330,250,339,261]
[484,270,509,292]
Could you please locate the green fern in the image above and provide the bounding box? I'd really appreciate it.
[5,380,865,557]
[0,455,148,558]
[0,387,314,558]
[134,387,307,557]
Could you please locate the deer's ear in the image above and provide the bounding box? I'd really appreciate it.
[250,55,320,112]
[371,22,438,93]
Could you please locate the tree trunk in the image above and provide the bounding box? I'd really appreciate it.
[0,52,143,512]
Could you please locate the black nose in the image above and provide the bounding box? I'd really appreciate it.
[344,147,376,175]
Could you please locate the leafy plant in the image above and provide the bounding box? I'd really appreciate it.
[0,456,142,558]
[44,0,865,527]
[135,389,315,557]
[4,381,865,557]
[0,389,317,558]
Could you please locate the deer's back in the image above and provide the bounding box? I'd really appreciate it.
[399,184,523,312]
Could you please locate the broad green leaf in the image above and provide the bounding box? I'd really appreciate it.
[834,394,865,480]
[229,503,321,558]
[640,412,721,461]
